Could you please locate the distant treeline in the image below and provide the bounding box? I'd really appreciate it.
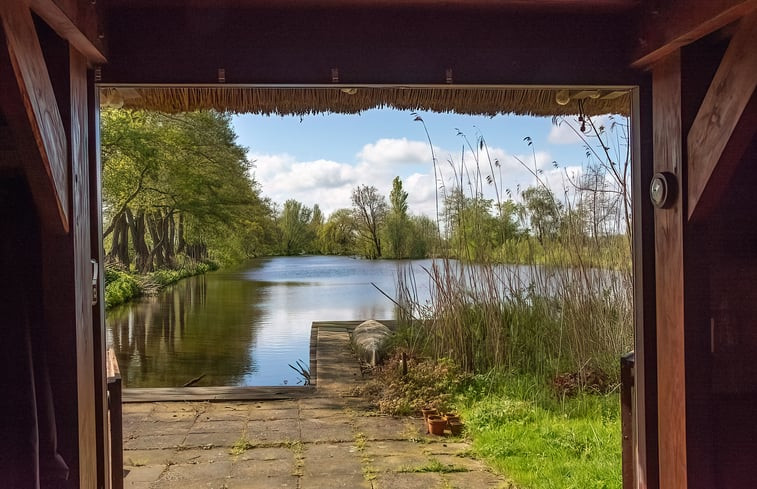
[102,109,631,271]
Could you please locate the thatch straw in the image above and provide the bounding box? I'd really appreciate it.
[110,87,630,116]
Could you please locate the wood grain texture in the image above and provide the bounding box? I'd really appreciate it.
[89,71,111,489]
[652,52,688,489]
[30,0,106,63]
[70,47,97,489]
[687,12,757,220]
[0,0,68,229]
[631,83,659,489]
[632,0,757,69]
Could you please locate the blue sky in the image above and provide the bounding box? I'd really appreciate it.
[231,109,607,217]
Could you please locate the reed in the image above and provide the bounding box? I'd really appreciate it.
[397,116,633,383]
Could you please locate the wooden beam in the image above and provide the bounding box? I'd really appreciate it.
[687,12,757,220]
[101,7,638,86]
[632,0,757,69]
[0,0,68,232]
[652,51,687,489]
[30,0,106,64]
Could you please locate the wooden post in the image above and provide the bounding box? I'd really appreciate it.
[652,51,688,489]
[631,83,659,489]
[621,352,635,489]
[107,349,123,489]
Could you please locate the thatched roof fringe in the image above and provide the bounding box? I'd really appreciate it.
[108,87,631,117]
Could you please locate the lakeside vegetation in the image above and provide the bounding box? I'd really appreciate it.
[102,107,632,487]
[356,113,632,488]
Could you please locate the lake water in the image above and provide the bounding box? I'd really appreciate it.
[105,255,627,388]
[105,256,437,387]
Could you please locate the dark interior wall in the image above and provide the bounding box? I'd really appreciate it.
[0,174,70,488]
[705,135,757,489]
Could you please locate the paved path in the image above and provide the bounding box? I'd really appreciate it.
[122,324,509,489]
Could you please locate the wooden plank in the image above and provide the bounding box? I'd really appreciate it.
[631,83,659,489]
[652,51,687,489]
[632,0,757,69]
[89,71,111,489]
[123,386,316,403]
[0,0,68,231]
[69,46,98,489]
[687,12,757,220]
[30,0,106,63]
[106,349,120,380]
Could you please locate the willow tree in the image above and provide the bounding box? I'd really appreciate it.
[102,109,272,271]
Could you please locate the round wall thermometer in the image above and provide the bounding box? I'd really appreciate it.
[650,172,677,209]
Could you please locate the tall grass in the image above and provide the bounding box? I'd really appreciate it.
[399,115,633,382]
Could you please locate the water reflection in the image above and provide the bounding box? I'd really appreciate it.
[106,256,626,388]
[106,256,418,387]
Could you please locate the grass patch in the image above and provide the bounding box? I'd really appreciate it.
[104,261,218,310]
[459,372,621,489]
[399,459,469,474]
[229,438,255,456]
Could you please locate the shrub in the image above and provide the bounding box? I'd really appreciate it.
[354,352,470,415]
[104,269,141,309]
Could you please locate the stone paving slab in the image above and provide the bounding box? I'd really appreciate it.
[121,325,509,488]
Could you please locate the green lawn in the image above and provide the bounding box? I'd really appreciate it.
[458,374,622,489]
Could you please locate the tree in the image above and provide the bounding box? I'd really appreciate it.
[351,185,387,259]
[278,199,313,255]
[385,177,410,258]
[521,186,562,245]
[407,215,439,258]
[308,204,324,254]
[320,208,357,255]
[101,109,274,271]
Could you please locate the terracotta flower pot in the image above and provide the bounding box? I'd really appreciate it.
[421,407,438,421]
[444,413,460,424]
[428,416,447,436]
[448,421,464,436]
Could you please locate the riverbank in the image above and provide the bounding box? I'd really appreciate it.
[104,261,218,309]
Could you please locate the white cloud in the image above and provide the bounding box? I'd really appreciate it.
[249,139,581,220]
[548,120,584,144]
[547,115,617,145]
[357,138,434,165]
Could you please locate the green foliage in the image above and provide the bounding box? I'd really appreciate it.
[351,184,388,259]
[459,372,621,489]
[277,199,314,255]
[383,177,412,259]
[104,262,216,310]
[320,208,357,255]
[101,109,277,272]
[104,269,141,309]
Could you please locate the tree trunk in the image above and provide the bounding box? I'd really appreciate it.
[147,211,166,269]
[127,208,151,273]
[106,211,130,266]
[165,212,175,268]
[177,213,186,254]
